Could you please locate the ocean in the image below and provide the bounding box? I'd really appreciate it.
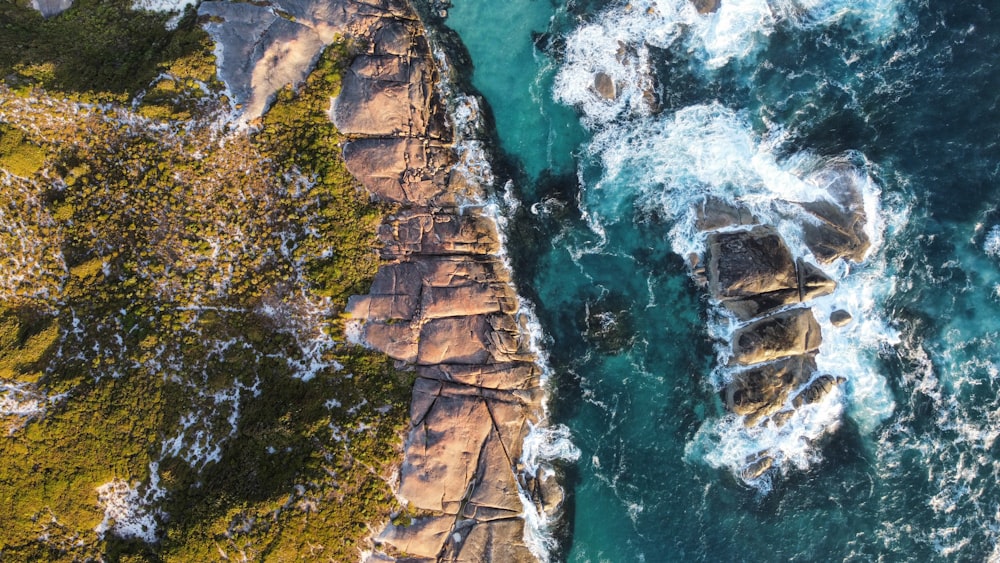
[445,0,1000,560]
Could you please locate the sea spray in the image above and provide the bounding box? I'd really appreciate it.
[578,103,899,483]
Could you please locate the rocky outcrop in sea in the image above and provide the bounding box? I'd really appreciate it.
[691,167,870,481]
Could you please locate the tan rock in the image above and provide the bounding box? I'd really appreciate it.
[695,197,757,232]
[400,394,493,513]
[342,138,453,204]
[416,362,540,391]
[724,354,816,425]
[378,514,454,559]
[418,316,493,365]
[707,225,798,300]
[363,320,419,362]
[379,211,501,257]
[731,308,822,366]
[446,519,535,563]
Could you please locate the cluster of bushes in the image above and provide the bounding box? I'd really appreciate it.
[0,4,409,560]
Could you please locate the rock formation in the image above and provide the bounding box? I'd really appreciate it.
[694,169,869,479]
[324,1,553,560]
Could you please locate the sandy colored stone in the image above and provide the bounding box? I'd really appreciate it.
[417,315,493,365]
[725,354,816,425]
[416,362,539,390]
[378,514,453,559]
[446,518,535,563]
[731,308,822,366]
[707,226,798,300]
[363,321,419,363]
[399,394,492,513]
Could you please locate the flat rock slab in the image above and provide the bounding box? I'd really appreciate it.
[342,138,454,205]
[731,308,822,366]
[400,392,493,514]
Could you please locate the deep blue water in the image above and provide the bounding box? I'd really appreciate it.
[447,0,1000,560]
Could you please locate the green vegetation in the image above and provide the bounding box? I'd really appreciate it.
[0,0,210,97]
[0,13,409,562]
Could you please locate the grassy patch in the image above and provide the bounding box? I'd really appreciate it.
[0,35,410,561]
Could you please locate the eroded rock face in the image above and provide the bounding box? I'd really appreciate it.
[708,226,797,300]
[799,167,871,263]
[731,308,822,365]
[725,354,816,426]
[331,2,552,560]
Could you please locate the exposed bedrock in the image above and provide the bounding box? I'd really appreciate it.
[706,226,836,321]
[327,1,550,560]
[692,166,869,478]
[731,308,822,366]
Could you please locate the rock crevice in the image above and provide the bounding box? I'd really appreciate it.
[331,1,551,560]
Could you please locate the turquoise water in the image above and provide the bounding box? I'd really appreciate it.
[448,0,1000,560]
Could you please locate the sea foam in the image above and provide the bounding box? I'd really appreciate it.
[579,103,900,484]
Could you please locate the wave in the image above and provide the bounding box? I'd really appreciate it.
[554,0,902,126]
[579,103,902,484]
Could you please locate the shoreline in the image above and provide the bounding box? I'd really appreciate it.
[330,1,566,560]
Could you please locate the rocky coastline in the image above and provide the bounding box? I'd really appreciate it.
[327,1,559,561]
[690,167,870,481]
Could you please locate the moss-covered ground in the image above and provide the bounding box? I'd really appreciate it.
[0,2,410,560]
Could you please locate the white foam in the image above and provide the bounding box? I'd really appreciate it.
[555,0,903,125]
[581,102,900,484]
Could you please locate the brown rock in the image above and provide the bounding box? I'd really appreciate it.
[695,197,757,232]
[465,430,523,515]
[342,138,454,205]
[830,309,853,327]
[731,308,822,366]
[691,0,721,14]
[416,362,540,391]
[724,354,817,424]
[593,72,617,100]
[792,374,846,407]
[362,321,419,362]
[797,258,837,301]
[798,166,871,264]
[379,211,501,257]
[446,518,535,563]
[418,315,493,365]
[399,394,493,514]
[707,226,798,301]
[740,454,773,481]
[378,514,454,559]
[333,54,433,137]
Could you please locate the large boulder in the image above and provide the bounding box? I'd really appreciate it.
[724,354,817,426]
[731,308,822,365]
[695,197,757,232]
[707,226,798,300]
